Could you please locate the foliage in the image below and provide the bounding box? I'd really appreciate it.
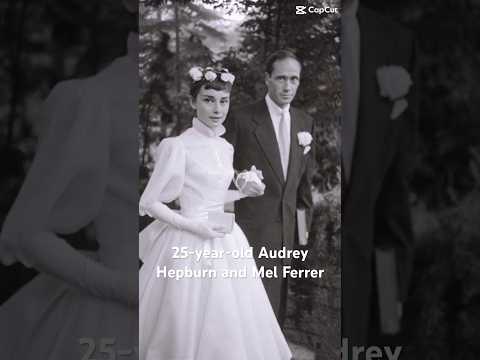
[0,0,133,213]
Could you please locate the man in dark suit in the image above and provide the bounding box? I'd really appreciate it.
[341,0,417,352]
[224,50,315,327]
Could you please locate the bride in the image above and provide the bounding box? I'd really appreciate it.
[0,28,139,360]
[139,66,292,360]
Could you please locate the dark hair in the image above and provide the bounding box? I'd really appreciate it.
[190,78,232,99]
[265,49,302,75]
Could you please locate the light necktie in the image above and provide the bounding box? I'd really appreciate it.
[278,109,290,179]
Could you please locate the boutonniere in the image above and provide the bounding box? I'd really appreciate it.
[376,65,413,120]
[297,132,313,155]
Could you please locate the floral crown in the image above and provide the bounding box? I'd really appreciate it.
[188,66,235,84]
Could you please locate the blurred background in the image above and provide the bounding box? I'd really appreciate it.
[363,0,480,359]
[0,0,135,302]
[138,0,341,357]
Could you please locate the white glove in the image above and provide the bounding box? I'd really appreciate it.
[143,202,226,239]
[184,219,227,239]
[239,181,265,197]
[83,257,138,307]
[235,166,266,197]
[9,231,138,307]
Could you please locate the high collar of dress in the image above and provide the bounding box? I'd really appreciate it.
[192,117,225,138]
[265,94,290,117]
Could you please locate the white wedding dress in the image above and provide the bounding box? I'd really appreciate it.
[139,118,292,360]
[0,35,139,359]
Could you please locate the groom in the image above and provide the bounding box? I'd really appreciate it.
[341,0,417,352]
[224,50,314,326]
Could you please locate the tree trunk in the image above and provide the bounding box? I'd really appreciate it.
[173,0,181,132]
[140,100,152,169]
[274,0,282,50]
[264,0,272,58]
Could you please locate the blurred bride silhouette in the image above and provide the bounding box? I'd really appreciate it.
[0,1,139,359]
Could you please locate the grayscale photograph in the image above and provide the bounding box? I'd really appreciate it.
[138,0,341,359]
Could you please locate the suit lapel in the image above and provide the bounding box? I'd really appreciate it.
[346,8,393,204]
[252,101,285,185]
[285,108,303,186]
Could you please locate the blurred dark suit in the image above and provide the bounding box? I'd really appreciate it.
[341,5,417,348]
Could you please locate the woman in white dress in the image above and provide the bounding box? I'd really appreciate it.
[0,34,139,359]
[139,66,292,360]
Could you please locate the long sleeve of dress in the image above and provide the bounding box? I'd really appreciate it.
[139,137,186,217]
[0,79,135,306]
[138,138,185,262]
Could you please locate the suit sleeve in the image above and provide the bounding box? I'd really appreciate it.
[296,116,315,232]
[374,33,417,301]
[224,107,238,148]
[224,108,239,191]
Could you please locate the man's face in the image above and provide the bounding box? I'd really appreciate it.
[265,58,301,108]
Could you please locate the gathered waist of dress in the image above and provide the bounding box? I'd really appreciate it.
[180,206,226,220]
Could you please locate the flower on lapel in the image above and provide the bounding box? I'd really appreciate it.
[376,65,413,119]
[297,132,313,155]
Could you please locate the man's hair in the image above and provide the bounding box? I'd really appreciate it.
[265,49,302,75]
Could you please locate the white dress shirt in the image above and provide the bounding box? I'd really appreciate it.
[265,94,291,178]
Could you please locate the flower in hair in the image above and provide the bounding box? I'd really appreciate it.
[188,67,203,81]
[220,72,235,84]
[188,66,235,84]
[204,70,217,81]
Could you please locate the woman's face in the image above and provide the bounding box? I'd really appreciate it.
[191,86,231,129]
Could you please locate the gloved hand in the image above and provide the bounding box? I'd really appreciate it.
[235,166,266,197]
[182,219,227,239]
[239,181,265,197]
[8,230,138,308]
[83,258,138,307]
[141,202,226,239]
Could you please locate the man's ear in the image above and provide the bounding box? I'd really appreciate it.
[264,72,270,86]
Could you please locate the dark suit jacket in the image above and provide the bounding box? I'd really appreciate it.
[342,6,417,346]
[224,99,314,316]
